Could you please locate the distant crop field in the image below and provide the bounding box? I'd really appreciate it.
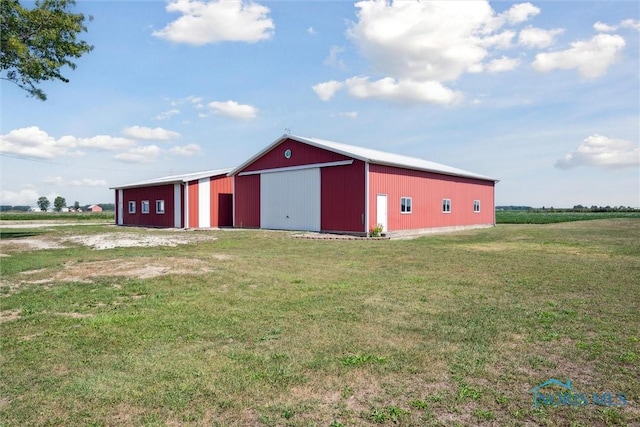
[1,219,638,426]
[0,211,114,221]
[496,210,640,224]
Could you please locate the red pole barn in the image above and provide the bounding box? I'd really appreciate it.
[112,169,233,229]
[230,135,498,236]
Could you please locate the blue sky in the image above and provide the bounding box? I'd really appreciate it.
[1,0,639,208]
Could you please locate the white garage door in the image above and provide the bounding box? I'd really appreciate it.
[260,168,320,231]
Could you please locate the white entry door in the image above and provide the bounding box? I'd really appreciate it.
[260,168,321,231]
[376,194,388,232]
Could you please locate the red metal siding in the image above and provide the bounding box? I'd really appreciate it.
[321,161,366,233]
[369,164,495,231]
[234,174,260,228]
[187,180,199,227]
[210,175,233,227]
[242,138,352,172]
[122,184,176,228]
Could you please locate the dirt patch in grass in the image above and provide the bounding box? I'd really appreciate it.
[65,232,217,250]
[48,311,94,319]
[19,257,217,282]
[0,231,218,254]
[0,238,67,252]
[460,242,583,255]
[0,309,21,323]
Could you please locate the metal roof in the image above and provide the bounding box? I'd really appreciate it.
[110,168,233,190]
[229,134,498,182]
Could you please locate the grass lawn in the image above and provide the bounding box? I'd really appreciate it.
[496,210,640,224]
[1,220,639,426]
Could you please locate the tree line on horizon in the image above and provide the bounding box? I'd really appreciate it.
[1,198,114,212]
[496,205,640,212]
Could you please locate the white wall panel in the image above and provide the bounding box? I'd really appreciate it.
[198,178,210,228]
[173,183,182,228]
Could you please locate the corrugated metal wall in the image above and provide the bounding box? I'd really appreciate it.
[121,184,176,227]
[188,180,199,227]
[186,176,233,228]
[260,168,321,231]
[368,164,495,231]
[242,138,352,173]
[321,161,366,233]
[210,175,233,227]
[234,174,260,228]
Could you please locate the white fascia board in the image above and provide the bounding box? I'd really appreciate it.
[238,160,353,176]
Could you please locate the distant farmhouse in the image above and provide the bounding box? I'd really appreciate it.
[87,204,103,212]
[112,135,498,236]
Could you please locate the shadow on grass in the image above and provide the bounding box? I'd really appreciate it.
[0,230,44,239]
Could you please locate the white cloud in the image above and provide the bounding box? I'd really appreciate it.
[486,56,521,72]
[312,80,344,101]
[593,21,617,33]
[478,30,516,49]
[44,176,107,187]
[114,145,163,163]
[338,112,358,119]
[314,1,541,105]
[518,26,564,48]
[152,0,274,45]
[596,19,640,33]
[307,26,317,35]
[171,95,203,106]
[76,135,135,150]
[168,143,203,157]
[1,126,69,159]
[43,176,64,185]
[1,127,135,159]
[122,126,180,141]
[208,100,258,119]
[155,109,180,120]
[347,0,494,82]
[556,135,639,169]
[344,76,463,105]
[532,34,625,79]
[620,19,640,31]
[324,45,345,68]
[71,178,107,187]
[499,2,540,25]
[0,187,40,206]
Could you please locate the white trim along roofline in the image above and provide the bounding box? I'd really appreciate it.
[238,160,353,176]
[228,134,499,182]
[110,168,234,190]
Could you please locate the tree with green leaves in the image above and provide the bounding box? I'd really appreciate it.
[1,0,93,100]
[53,196,66,212]
[37,196,50,211]
[73,200,80,210]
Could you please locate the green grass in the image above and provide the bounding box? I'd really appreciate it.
[496,210,640,224]
[1,219,639,426]
[0,212,114,221]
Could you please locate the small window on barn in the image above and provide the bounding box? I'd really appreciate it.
[442,199,451,213]
[141,200,150,214]
[401,197,412,214]
[128,201,136,214]
[156,200,165,214]
[473,200,480,213]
